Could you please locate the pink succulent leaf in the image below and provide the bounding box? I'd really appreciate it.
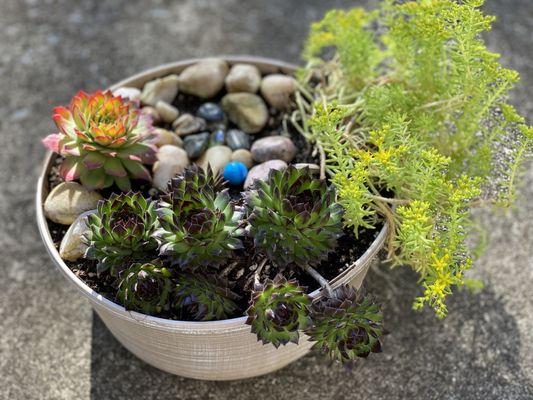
[137,112,152,129]
[52,117,70,137]
[41,133,62,153]
[114,176,132,192]
[144,127,157,142]
[94,135,112,145]
[75,128,91,141]
[82,143,98,151]
[103,158,127,178]
[102,175,115,189]
[98,148,118,157]
[128,154,142,162]
[58,157,82,181]
[118,143,156,164]
[71,91,90,108]
[52,107,79,136]
[82,152,106,170]
[62,144,81,157]
[80,169,106,190]
[72,105,87,128]
[53,106,71,119]
[122,143,153,155]
[122,159,151,181]
[108,136,128,148]
[141,144,158,164]
[52,107,73,130]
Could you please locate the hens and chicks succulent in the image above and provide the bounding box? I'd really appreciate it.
[82,163,381,363]
[45,90,382,364]
[42,90,156,191]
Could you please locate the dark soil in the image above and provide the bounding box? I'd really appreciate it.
[45,83,381,321]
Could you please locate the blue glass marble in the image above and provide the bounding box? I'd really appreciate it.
[223,161,248,186]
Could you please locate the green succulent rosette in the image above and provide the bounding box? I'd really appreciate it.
[86,192,158,275]
[174,274,240,321]
[42,90,155,191]
[306,285,383,364]
[246,275,311,347]
[245,166,344,267]
[154,166,244,269]
[117,262,172,314]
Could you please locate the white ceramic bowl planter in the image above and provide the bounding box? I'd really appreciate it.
[36,56,387,381]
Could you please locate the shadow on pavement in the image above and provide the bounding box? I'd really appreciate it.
[89,264,533,400]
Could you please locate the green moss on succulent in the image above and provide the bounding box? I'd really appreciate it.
[86,192,158,275]
[245,166,343,267]
[154,166,243,269]
[174,274,240,321]
[117,262,172,314]
[305,285,382,364]
[246,275,311,347]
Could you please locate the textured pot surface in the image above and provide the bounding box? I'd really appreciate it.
[36,56,388,381]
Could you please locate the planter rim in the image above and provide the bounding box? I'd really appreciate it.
[36,56,388,332]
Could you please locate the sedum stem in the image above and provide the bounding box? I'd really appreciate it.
[304,264,334,297]
[253,258,268,287]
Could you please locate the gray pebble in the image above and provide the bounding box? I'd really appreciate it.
[231,149,254,169]
[226,129,251,150]
[244,159,288,189]
[250,135,297,163]
[197,146,233,175]
[155,101,179,124]
[197,102,225,122]
[178,59,228,99]
[183,132,210,159]
[44,182,102,225]
[141,74,179,106]
[225,64,261,93]
[173,113,207,136]
[221,93,268,134]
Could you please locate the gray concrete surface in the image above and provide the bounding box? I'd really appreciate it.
[0,0,531,399]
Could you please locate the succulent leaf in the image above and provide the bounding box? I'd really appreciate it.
[174,274,240,321]
[154,166,243,269]
[42,90,155,190]
[246,275,311,347]
[305,285,383,364]
[245,166,344,267]
[117,262,172,314]
[86,192,159,275]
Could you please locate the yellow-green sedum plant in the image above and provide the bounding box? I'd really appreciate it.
[291,0,532,317]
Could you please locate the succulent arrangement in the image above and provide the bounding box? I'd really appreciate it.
[85,164,379,364]
[41,0,531,370]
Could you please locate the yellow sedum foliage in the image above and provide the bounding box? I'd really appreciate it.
[292,0,532,317]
